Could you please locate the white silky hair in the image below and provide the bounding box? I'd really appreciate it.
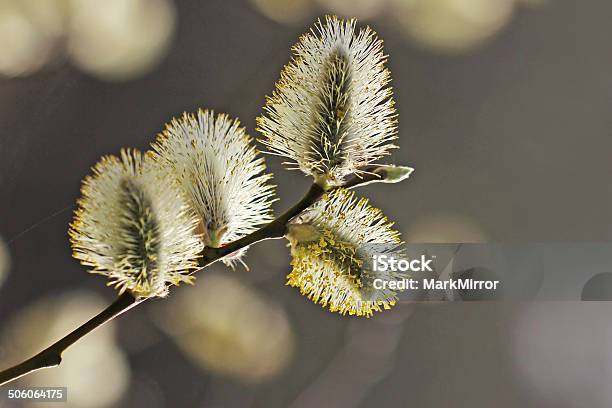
[288,189,405,317]
[69,149,203,298]
[151,109,276,268]
[258,16,398,186]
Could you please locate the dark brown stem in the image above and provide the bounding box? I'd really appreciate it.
[0,292,141,385]
[198,168,391,267]
[0,167,393,386]
[199,183,324,267]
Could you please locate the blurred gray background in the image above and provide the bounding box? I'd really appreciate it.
[1,0,612,407]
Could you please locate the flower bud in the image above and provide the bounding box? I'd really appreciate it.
[150,109,276,268]
[258,16,398,187]
[287,189,405,317]
[69,149,203,298]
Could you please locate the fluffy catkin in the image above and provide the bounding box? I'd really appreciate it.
[287,189,405,317]
[150,110,276,268]
[258,16,398,187]
[69,149,203,298]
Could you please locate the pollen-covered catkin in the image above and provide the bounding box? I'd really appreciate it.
[286,189,405,317]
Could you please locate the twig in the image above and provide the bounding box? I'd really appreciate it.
[198,183,324,266]
[0,292,140,385]
[0,168,392,386]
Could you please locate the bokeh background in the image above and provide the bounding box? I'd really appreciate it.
[2,0,612,406]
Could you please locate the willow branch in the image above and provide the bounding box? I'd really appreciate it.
[198,182,324,266]
[0,292,140,385]
[199,166,394,266]
[0,166,393,386]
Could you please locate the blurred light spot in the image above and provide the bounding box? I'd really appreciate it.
[315,0,386,19]
[250,0,314,25]
[0,291,129,408]
[19,0,68,38]
[0,3,55,77]
[581,272,612,301]
[0,236,9,288]
[67,0,176,81]
[392,0,515,53]
[404,213,488,243]
[0,0,176,80]
[154,272,294,384]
